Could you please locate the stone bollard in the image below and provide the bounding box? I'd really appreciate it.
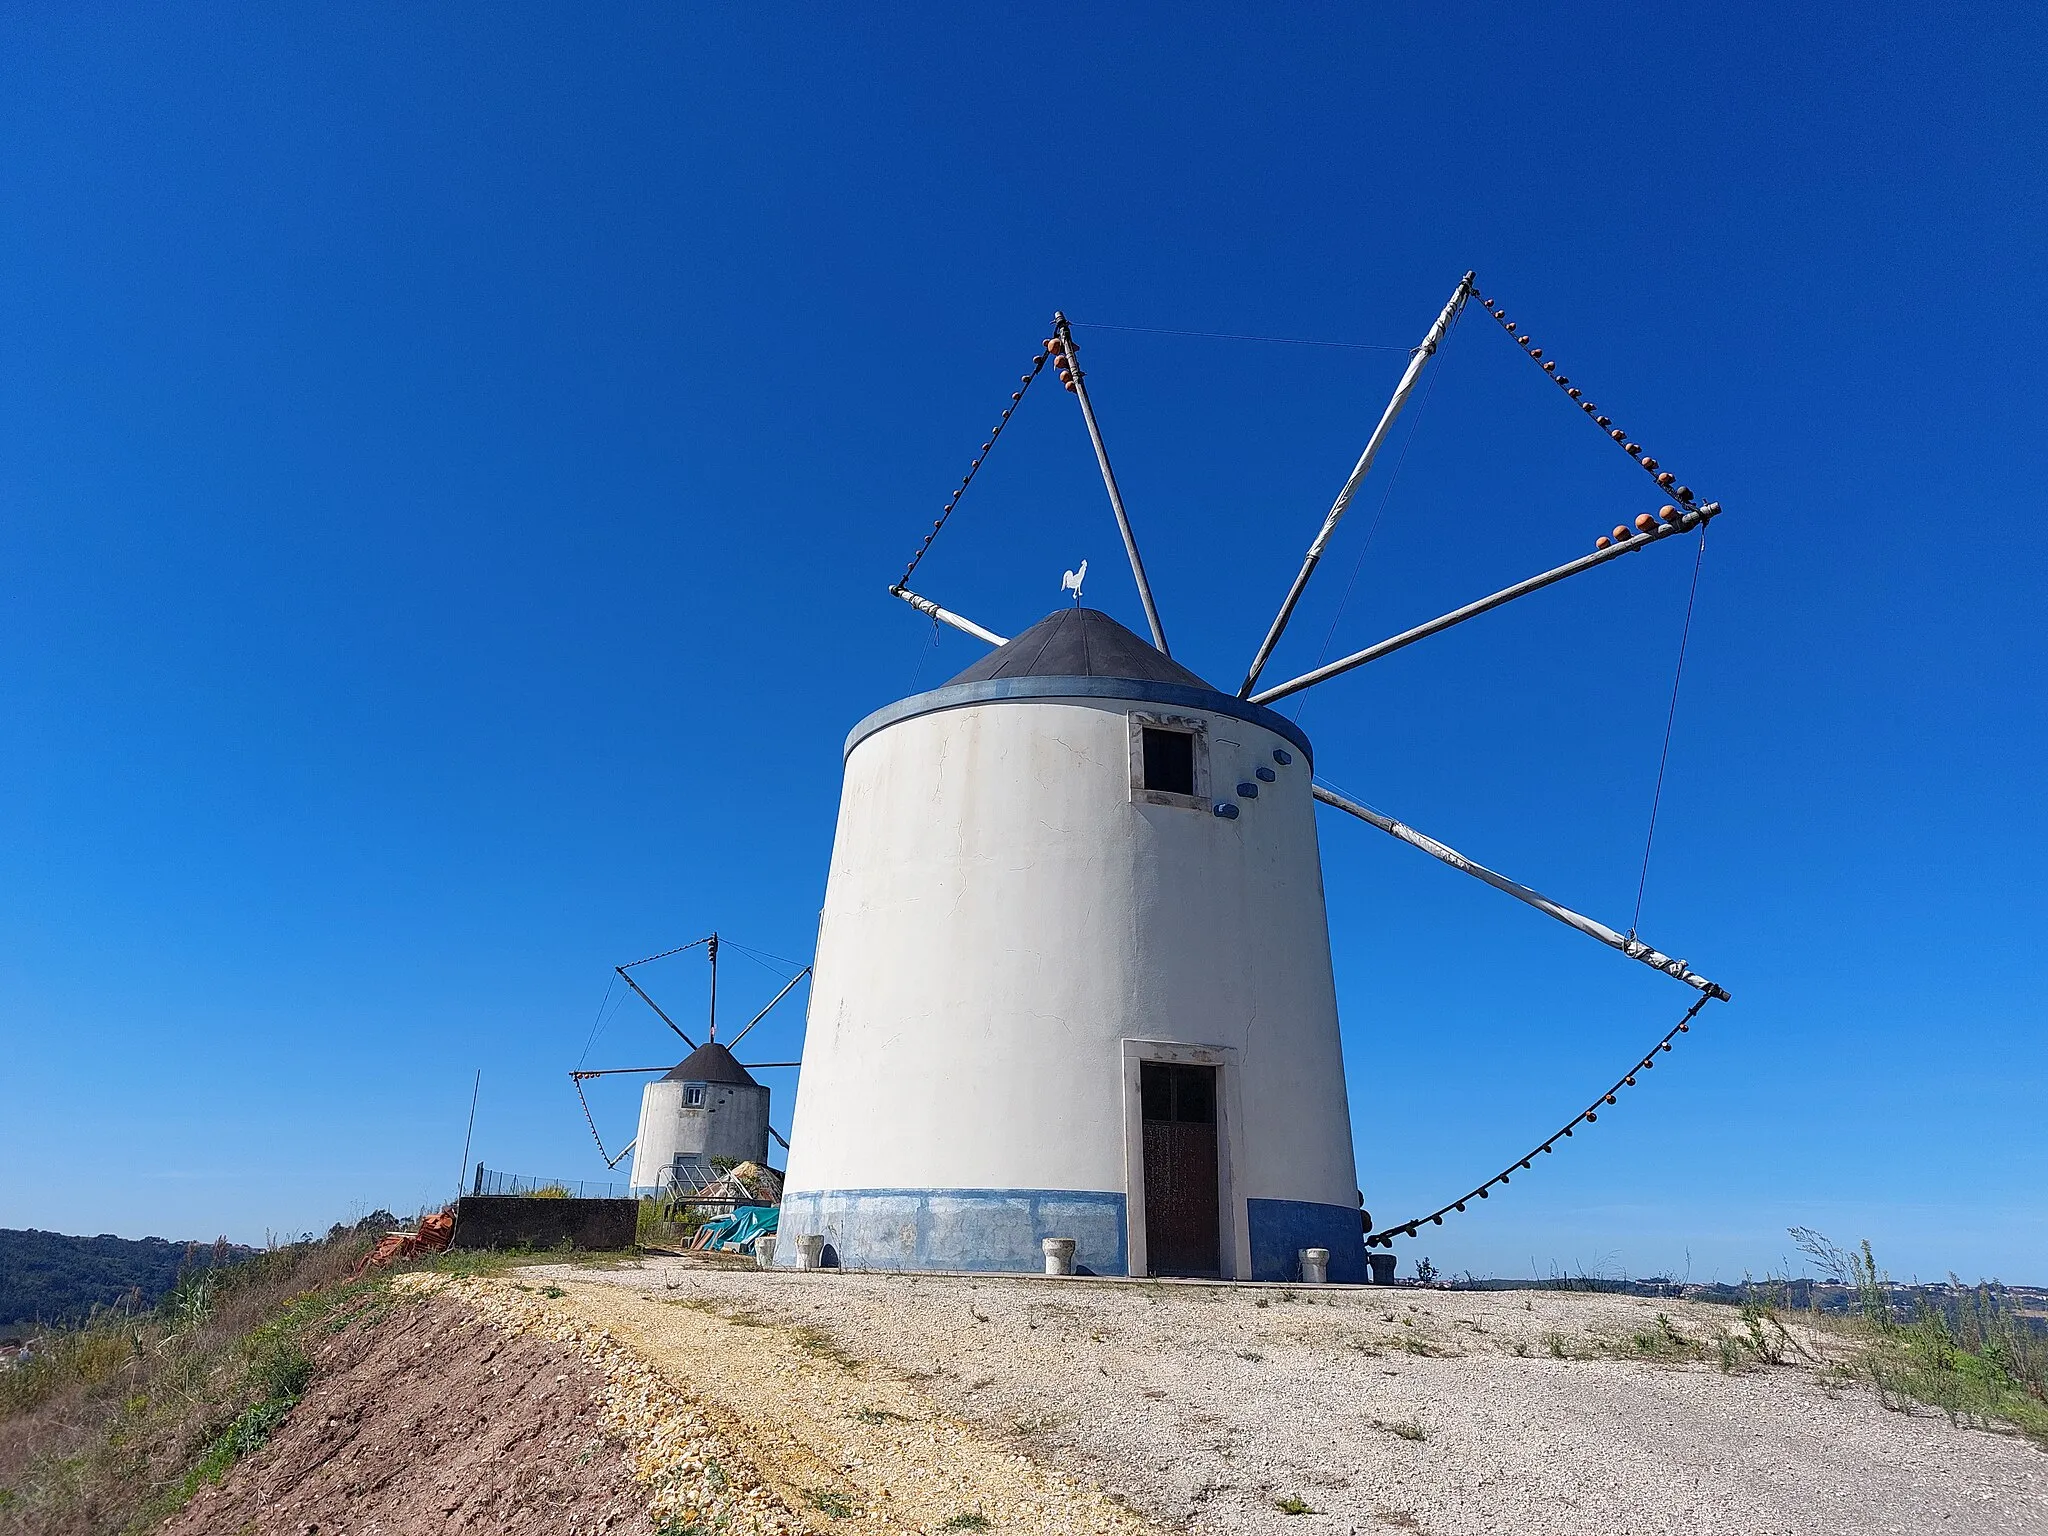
[1366,1251,1398,1286]
[1300,1247,1330,1285]
[755,1235,777,1269]
[1042,1237,1077,1277]
[794,1234,826,1271]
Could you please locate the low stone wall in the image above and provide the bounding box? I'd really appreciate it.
[450,1196,637,1252]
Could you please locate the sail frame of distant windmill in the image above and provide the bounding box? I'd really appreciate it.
[570,934,811,1199]
[778,279,1731,1279]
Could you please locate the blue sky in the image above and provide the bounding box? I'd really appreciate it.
[2,5,2041,1281]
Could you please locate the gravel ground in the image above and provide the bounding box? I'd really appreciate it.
[522,1259,2048,1536]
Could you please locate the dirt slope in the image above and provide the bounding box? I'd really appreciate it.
[159,1294,651,1536]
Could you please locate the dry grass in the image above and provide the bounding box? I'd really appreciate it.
[0,1228,380,1535]
[0,1222,657,1534]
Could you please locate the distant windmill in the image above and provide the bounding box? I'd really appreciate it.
[785,286,1729,1279]
[569,934,810,1197]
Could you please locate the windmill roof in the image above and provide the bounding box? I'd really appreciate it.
[944,608,1215,690]
[663,1041,760,1088]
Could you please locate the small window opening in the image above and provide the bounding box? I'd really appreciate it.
[684,1085,706,1107]
[1141,727,1196,796]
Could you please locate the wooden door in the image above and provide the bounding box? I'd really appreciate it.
[1140,1061,1220,1276]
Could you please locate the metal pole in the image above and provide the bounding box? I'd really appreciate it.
[1252,505,1720,705]
[706,932,718,1042]
[617,966,698,1049]
[726,966,812,1051]
[889,584,1009,647]
[455,1069,480,1201]
[1054,313,1170,655]
[1312,783,1728,998]
[1239,273,1474,697]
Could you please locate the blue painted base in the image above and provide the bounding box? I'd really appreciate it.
[776,1188,1128,1275]
[1246,1197,1366,1283]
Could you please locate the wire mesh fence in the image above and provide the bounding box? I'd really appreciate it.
[467,1162,784,1205]
[469,1166,635,1200]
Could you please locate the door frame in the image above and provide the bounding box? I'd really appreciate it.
[1120,1038,1248,1280]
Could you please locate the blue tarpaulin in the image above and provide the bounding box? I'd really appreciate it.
[692,1204,779,1253]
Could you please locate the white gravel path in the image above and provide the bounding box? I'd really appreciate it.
[528,1260,2048,1536]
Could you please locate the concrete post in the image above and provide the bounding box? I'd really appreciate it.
[1042,1237,1078,1276]
[795,1234,826,1271]
[755,1235,778,1269]
[1300,1247,1330,1284]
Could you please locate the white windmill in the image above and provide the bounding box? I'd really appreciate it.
[568,934,810,1197]
[778,287,1728,1279]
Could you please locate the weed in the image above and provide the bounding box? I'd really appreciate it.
[852,1406,906,1424]
[790,1326,862,1372]
[541,1285,567,1299]
[1274,1494,1314,1514]
[1396,1335,1438,1357]
[1543,1331,1571,1359]
[1737,1303,1791,1365]
[167,1393,296,1509]
[804,1487,856,1518]
[1372,1418,1426,1442]
[939,1514,993,1531]
[1627,1313,1702,1362]
[1237,1350,1264,1362]
[1790,1231,2048,1447]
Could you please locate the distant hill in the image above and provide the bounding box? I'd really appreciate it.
[0,1228,253,1331]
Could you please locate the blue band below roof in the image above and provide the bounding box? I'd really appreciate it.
[845,676,1315,765]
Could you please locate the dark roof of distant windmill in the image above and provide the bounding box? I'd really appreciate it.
[944,608,1215,690]
[663,1041,760,1088]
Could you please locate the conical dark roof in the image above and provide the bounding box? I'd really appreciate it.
[944,608,1215,690]
[663,1041,760,1088]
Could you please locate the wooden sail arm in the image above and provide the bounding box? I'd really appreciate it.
[889,585,1008,647]
[1252,502,1720,706]
[1312,783,1729,999]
